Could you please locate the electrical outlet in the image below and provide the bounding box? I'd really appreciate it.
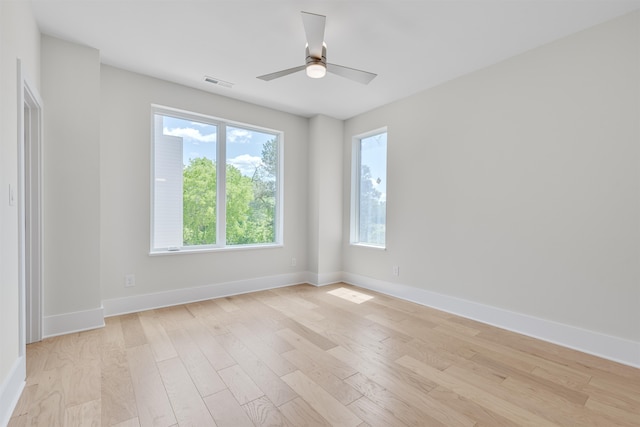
[291,257,297,267]
[125,274,136,287]
[392,265,400,276]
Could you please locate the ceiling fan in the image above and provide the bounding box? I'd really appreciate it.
[257,11,377,85]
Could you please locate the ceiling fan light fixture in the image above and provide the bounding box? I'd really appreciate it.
[306,62,326,78]
[256,12,376,84]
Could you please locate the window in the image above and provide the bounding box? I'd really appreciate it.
[351,129,387,247]
[152,106,281,252]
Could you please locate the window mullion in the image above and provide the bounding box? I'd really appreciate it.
[217,124,227,246]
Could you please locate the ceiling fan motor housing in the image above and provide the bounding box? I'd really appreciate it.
[306,44,327,67]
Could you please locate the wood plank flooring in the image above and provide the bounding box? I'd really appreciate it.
[8,283,640,426]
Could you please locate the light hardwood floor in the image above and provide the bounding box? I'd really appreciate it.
[8,283,640,426]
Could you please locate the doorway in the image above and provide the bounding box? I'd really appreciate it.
[18,59,44,347]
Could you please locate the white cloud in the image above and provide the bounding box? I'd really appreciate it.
[227,128,253,143]
[164,126,216,143]
[228,154,263,176]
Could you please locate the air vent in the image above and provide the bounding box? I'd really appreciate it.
[204,76,233,88]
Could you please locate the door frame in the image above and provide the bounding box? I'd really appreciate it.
[17,59,44,347]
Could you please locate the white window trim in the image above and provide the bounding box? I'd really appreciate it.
[150,105,284,254]
[350,127,388,249]
[218,123,227,247]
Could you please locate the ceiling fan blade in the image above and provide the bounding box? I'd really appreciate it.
[301,11,326,58]
[327,63,377,85]
[257,65,306,81]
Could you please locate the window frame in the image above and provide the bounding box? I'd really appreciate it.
[150,105,284,255]
[350,127,388,249]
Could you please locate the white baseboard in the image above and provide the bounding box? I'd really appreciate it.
[37,270,639,368]
[43,306,105,338]
[0,356,25,427]
[343,272,640,369]
[307,271,344,287]
[103,272,309,317]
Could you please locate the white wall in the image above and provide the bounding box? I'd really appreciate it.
[344,11,640,349]
[0,1,40,423]
[308,115,344,285]
[40,36,103,334]
[100,66,309,309]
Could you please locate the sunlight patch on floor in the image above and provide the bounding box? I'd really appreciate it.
[327,287,374,304]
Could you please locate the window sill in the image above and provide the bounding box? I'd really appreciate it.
[150,243,283,256]
[350,243,386,251]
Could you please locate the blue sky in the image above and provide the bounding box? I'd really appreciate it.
[361,132,387,202]
[162,115,276,176]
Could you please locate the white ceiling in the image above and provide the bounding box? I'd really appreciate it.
[31,0,640,120]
